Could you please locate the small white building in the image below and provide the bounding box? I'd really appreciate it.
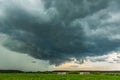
[80,72,90,74]
[57,72,67,75]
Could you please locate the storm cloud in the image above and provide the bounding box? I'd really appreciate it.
[0,0,120,65]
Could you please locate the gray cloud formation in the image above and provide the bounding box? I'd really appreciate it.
[0,0,120,65]
[0,45,52,71]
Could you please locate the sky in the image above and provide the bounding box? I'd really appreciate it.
[0,0,120,71]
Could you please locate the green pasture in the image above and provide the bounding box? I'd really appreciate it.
[0,73,120,80]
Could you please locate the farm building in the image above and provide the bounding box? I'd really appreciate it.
[79,72,90,74]
[54,71,91,75]
[57,72,67,75]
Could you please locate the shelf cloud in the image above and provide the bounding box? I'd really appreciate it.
[0,0,120,65]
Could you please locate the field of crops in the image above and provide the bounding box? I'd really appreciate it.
[0,73,120,80]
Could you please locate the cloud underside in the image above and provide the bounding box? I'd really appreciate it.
[0,0,120,65]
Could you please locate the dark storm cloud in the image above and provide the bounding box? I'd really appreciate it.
[0,0,120,65]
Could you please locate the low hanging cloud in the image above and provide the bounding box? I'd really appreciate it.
[0,34,52,71]
[0,0,120,65]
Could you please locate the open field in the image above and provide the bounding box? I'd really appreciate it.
[0,73,120,80]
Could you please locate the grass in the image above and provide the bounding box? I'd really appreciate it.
[0,73,120,80]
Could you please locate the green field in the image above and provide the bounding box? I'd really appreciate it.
[0,73,120,80]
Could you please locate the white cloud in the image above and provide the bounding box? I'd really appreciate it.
[87,52,120,64]
[54,52,120,70]
[107,12,120,23]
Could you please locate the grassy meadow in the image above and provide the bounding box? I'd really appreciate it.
[0,73,120,80]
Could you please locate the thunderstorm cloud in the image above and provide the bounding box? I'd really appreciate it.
[0,0,120,65]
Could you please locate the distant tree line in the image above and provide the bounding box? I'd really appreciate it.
[0,70,23,73]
